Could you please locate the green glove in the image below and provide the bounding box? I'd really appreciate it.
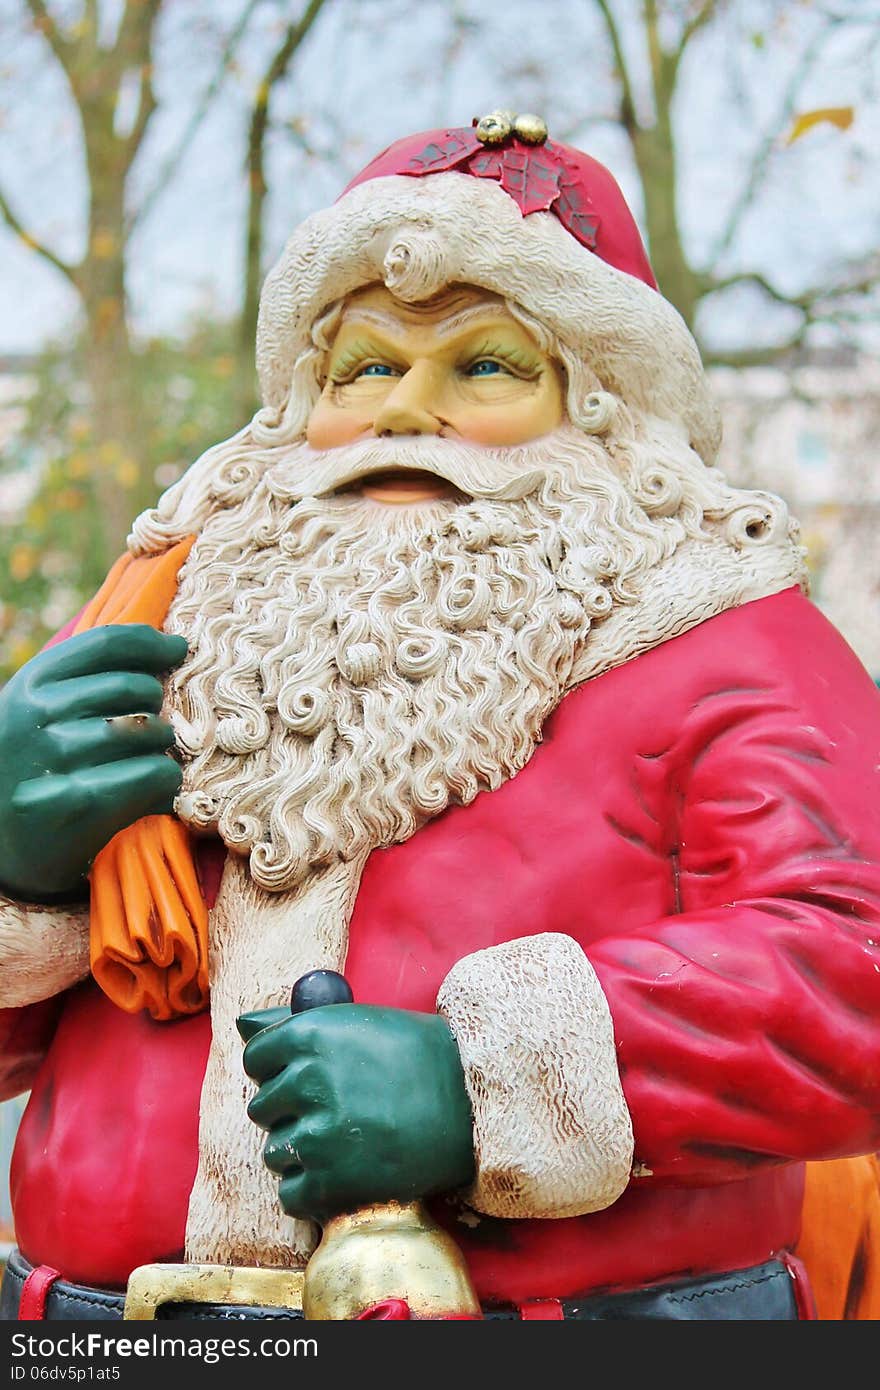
[0,624,187,901]
[239,1004,476,1223]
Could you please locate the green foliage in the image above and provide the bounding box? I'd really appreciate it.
[0,320,244,683]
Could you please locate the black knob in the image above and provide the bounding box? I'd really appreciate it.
[290,969,353,1015]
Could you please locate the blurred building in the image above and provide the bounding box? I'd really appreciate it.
[711,348,880,680]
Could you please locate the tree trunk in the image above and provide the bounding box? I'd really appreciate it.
[236,120,267,422]
[632,76,702,329]
[234,0,330,422]
[79,173,145,564]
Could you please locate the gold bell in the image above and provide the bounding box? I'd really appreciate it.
[474,110,549,147]
[302,1200,482,1320]
[513,112,548,145]
[474,109,515,145]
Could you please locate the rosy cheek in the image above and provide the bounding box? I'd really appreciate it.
[306,401,367,449]
[451,404,557,447]
[458,416,515,446]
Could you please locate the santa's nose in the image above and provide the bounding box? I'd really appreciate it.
[372,361,443,437]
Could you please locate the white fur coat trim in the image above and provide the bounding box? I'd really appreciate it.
[0,894,89,1008]
[183,849,367,1268]
[437,932,634,1219]
[568,527,806,688]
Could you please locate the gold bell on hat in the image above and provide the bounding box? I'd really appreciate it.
[302,1200,482,1321]
[474,109,549,146]
[474,108,515,144]
[513,112,549,145]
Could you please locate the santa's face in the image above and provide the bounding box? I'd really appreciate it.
[306,284,565,502]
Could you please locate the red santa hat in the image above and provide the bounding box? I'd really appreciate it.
[256,112,721,462]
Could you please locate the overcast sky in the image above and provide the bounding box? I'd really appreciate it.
[0,0,878,355]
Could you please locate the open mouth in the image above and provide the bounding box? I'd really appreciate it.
[336,468,464,504]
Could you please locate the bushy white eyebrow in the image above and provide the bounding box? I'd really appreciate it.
[337,300,517,341]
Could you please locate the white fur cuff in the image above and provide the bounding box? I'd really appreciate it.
[0,892,90,1007]
[437,932,633,1220]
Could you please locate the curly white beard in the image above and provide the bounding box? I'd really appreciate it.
[160,418,804,896]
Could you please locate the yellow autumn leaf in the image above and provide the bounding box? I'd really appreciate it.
[98,440,121,465]
[67,453,91,479]
[114,459,140,489]
[9,544,36,582]
[786,107,854,144]
[56,488,85,512]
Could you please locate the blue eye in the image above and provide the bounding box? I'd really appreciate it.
[467,359,504,377]
[359,363,397,377]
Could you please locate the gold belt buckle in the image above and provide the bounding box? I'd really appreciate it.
[123,1263,305,1320]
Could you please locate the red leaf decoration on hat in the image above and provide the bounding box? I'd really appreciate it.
[497,147,561,215]
[555,169,601,251]
[403,130,481,175]
[399,128,602,255]
[469,145,561,216]
[469,149,504,179]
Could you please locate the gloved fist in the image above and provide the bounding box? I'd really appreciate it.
[0,625,187,901]
[238,1004,475,1223]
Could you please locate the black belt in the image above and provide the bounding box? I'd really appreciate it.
[0,1248,800,1321]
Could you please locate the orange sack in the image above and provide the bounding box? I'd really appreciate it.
[796,1153,880,1319]
[72,537,209,1021]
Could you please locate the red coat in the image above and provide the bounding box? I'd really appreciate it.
[5,586,880,1302]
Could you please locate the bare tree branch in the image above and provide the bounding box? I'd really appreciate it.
[0,182,79,285]
[643,0,664,90]
[23,0,71,71]
[244,0,330,248]
[705,14,842,272]
[643,0,682,124]
[115,0,162,115]
[124,61,158,161]
[83,0,99,46]
[238,0,329,413]
[116,0,163,55]
[117,0,164,164]
[704,333,811,368]
[704,269,809,306]
[594,0,638,132]
[706,261,880,313]
[254,0,327,122]
[700,256,880,365]
[675,0,719,64]
[812,4,880,21]
[129,1,259,231]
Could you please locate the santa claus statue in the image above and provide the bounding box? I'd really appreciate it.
[1,115,880,1323]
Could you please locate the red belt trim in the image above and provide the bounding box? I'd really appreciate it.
[19,1266,62,1321]
[355,1299,481,1320]
[780,1251,818,1320]
[519,1298,564,1321]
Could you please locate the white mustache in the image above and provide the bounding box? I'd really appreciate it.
[263,434,550,504]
